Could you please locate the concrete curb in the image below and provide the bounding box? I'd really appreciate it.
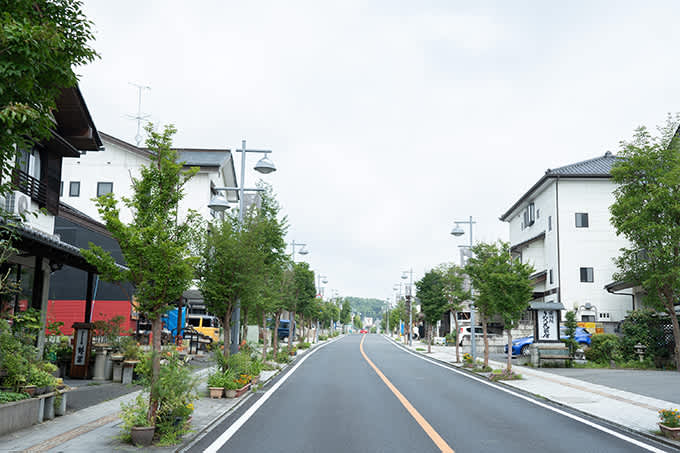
[384,335,680,451]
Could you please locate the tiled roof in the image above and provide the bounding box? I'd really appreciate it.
[546,151,617,176]
[499,152,619,221]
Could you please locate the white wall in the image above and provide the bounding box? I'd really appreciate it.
[557,179,630,321]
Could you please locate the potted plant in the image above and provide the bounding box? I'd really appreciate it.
[207,372,225,399]
[121,394,155,446]
[658,408,680,440]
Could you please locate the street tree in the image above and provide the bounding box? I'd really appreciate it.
[198,212,261,360]
[610,117,680,371]
[0,0,98,297]
[353,314,362,330]
[288,262,316,351]
[416,269,448,353]
[340,299,352,326]
[82,124,199,425]
[436,263,469,363]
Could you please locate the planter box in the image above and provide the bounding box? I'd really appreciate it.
[209,387,224,399]
[234,383,250,398]
[659,423,680,441]
[0,397,41,436]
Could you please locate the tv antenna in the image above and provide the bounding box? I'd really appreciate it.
[126,82,151,146]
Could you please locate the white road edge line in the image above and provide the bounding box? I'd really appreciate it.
[202,336,342,453]
[386,338,669,453]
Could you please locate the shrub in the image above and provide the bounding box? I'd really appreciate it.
[585,334,621,364]
[275,350,291,364]
[619,309,674,366]
[226,352,252,375]
[297,342,311,349]
[0,391,30,404]
[319,335,328,341]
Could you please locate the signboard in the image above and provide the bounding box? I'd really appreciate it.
[537,309,558,341]
[70,323,93,379]
[74,328,88,365]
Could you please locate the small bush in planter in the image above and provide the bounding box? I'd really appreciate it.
[0,391,30,404]
[297,342,311,349]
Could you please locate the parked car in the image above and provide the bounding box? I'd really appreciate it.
[458,326,484,346]
[504,326,592,356]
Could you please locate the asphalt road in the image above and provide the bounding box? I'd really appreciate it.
[189,335,676,453]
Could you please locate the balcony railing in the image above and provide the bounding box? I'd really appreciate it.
[12,169,48,207]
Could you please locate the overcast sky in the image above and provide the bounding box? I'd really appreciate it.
[78,0,680,302]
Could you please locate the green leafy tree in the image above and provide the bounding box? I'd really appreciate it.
[562,310,579,366]
[340,299,352,326]
[416,270,448,353]
[388,299,406,334]
[0,0,98,202]
[436,263,469,363]
[466,240,533,369]
[353,314,362,330]
[288,262,315,350]
[0,0,97,298]
[82,124,199,425]
[610,117,680,371]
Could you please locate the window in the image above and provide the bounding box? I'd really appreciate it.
[69,181,80,197]
[536,209,540,219]
[580,267,594,282]
[581,315,596,322]
[97,182,113,197]
[60,181,63,197]
[528,202,535,225]
[549,269,553,284]
[575,213,589,228]
[548,216,552,231]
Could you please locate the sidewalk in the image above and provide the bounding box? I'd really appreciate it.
[390,335,680,446]
[0,340,332,453]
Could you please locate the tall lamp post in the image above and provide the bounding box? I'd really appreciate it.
[290,240,309,262]
[315,274,327,342]
[402,269,413,347]
[451,215,477,362]
[208,139,277,355]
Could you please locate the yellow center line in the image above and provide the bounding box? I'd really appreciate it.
[360,335,454,453]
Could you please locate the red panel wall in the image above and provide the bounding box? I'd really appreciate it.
[47,299,134,335]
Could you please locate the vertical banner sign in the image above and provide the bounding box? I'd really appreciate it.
[537,309,558,341]
[74,328,88,365]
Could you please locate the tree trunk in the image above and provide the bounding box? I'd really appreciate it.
[427,323,432,353]
[223,309,232,360]
[482,314,489,368]
[147,316,162,425]
[506,329,512,372]
[273,310,281,355]
[288,311,295,351]
[241,305,248,347]
[664,295,680,372]
[261,310,267,362]
[300,315,305,343]
[453,311,460,363]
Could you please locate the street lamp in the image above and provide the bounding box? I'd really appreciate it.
[314,274,327,343]
[290,240,309,261]
[402,269,413,347]
[211,139,277,355]
[451,215,477,362]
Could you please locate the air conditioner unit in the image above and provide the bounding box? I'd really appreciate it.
[2,192,30,218]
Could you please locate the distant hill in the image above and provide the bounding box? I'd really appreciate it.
[346,297,386,319]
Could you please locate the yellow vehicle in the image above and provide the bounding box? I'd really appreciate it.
[186,315,221,342]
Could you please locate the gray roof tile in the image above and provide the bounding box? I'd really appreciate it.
[546,151,617,176]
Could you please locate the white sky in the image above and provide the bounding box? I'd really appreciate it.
[77,0,680,301]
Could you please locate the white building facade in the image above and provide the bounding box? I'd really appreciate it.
[500,152,633,331]
[60,132,238,225]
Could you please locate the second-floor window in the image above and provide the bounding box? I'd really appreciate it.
[575,212,589,228]
[97,182,113,197]
[548,216,552,231]
[70,181,80,197]
[580,267,594,282]
[549,269,553,284]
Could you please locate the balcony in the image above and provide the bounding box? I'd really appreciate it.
[12,169,48,207]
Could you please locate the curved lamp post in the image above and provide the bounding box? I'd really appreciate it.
[209,139,277,354]
[451,215,477,362]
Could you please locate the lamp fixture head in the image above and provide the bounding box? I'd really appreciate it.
[208,195,230,212]
[450,224,465,236]
[254,156,276,174]
[298,246,309,255]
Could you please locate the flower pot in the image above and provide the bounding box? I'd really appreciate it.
[130,426,155,446]
[234,383,250,398]
[21,385,36,397]
[209,387,224,399]
[659,423,680,440]
[225,389,237,398]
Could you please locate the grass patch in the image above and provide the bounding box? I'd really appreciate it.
[416,347,426,352]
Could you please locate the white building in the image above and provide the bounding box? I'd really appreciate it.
[60,132,238,224]
[500,152,632,330]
